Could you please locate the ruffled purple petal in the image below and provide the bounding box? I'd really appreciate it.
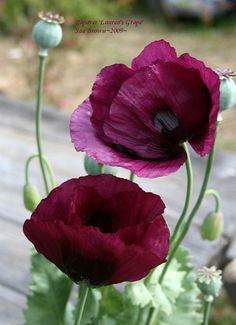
[151,61,212,143]
[132,39,177,70]
[111,218,169,283]
[103,66,178,159]
[90,64,133,135]
[70,98,187,178]
[180,53,220,155]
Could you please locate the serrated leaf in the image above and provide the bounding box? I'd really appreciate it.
[174,246,193,272]
[159,272,202,325]
[24,252,72,325]
[98,286,123,318]
[148,260,185,306]
[125,281,154,307]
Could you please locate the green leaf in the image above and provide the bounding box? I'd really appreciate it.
[125,281,154,308]
[151,248,203,325]
[98,286,123,318]
[158,272,202,325]
[24,251,72,325]
[86,247,203,325]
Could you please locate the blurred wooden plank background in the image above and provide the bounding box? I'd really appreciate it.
[0,96,236,324]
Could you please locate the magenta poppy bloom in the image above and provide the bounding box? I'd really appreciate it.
[23,175,169,286]
[70,40,220,178]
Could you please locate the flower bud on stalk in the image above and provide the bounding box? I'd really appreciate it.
[200,211,224,241]
[197,266,223,301]
[32,11,64,56]
[23,184,41,212]
[215,69,236,112]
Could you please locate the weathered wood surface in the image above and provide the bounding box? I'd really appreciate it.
[0,95,236,324]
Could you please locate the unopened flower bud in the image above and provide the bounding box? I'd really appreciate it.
[23,184,41,212]
[197,266,223,299]
[200,211,224,241]
[215,69,236,111]
[84,155,101,175]
[32,12,64,55]
[84,155,118,176]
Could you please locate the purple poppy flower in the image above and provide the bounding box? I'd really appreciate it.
[70,40,220,178]
[23,175,169,286]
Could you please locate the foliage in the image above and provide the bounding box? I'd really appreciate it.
[83,247,203,325]
[23,251,72,325]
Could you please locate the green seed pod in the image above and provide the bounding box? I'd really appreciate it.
[197,266,223,298]
[215,69,236,111]
[23,184,41,212]
[220,78,236,111]
[32,12,64,53]
[200,211,224,241]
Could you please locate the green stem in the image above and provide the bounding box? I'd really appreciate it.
[205,189,221,213]
[203,300,212,325]
[159,134,217,285]
[25,154,56,190]
[129,172,135,182]
[35,55,50,195]
[170,143,193,245]
[100,163,104,174]
[25,154,39,184]
[42,156,57,189]
[74,283,89,325]
[145,308,156,325]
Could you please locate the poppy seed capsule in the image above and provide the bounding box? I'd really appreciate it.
[23,184,41,212]
[201,211,224,241]
[32,12,63,52]
[215,69,236,111]
[197,266,222,298]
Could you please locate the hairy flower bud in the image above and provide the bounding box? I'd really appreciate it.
[32,12,64,55]
[200,211,224,241]
[215,69,236,111]
[197,266,223,299]
[23,184,41,212]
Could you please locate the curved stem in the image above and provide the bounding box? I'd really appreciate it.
[170,143,193,245]
[42,156,57,189]
[159,133,217,284]
[35,55,50,195]
[74,283,89,325]
[129,172,135,182]
[205,189,221,213]
[203,300,212,325]
[25,154,39,184]
[25,154,56,190]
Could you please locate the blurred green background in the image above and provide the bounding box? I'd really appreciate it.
[0,1,236,323]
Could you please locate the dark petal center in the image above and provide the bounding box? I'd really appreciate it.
[82,208,115,233]
[154,110,179,134]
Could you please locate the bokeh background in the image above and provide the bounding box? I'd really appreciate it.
[0,1,236,324]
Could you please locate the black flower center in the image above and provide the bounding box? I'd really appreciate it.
[154,110,179,134]
[83,208,114,233]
